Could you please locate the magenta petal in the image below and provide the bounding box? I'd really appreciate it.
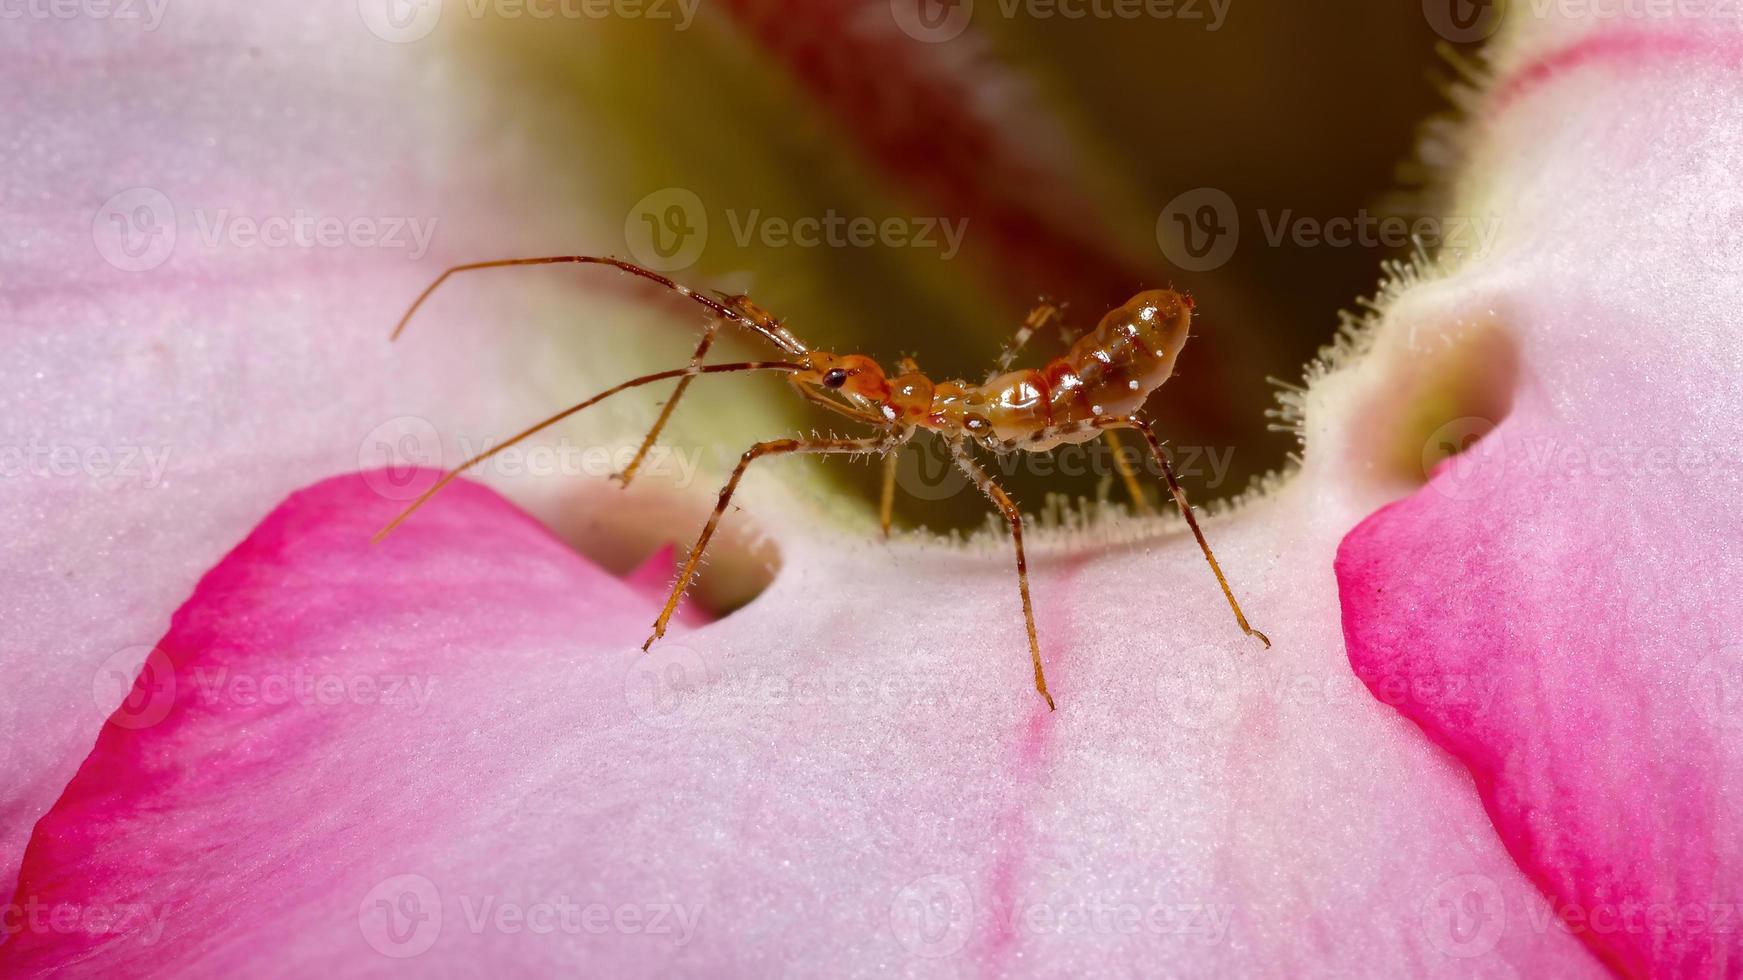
[2,472,661,975]
[1338,404,1743,977]
[2,468,1605,976]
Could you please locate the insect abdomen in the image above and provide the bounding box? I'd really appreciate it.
[1049,288,1193,424]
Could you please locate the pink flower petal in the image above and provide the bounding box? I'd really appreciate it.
[1338,20,1743,977]
[2,470,1603,975]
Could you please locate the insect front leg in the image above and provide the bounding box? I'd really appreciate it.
[614,312,725,488]
[949,441,1056,711]
[645,432,905,651]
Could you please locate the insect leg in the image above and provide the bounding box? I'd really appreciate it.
[1101,429,1156,516]
[1125,417,1270,648]
[645,432,902,651]
[614,313,724,489]
[950,442,1056,711]
[879,451,898,538]
[371,360,803,543]
[987,301,1062,380]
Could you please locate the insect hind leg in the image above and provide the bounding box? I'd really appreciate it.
[950,441,1056,711]
[646,431,907,650]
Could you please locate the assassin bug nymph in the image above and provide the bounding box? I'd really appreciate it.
[374,256,1270,710]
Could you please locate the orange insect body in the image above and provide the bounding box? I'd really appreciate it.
[798,290,1194,451]
[380,256,1267,711]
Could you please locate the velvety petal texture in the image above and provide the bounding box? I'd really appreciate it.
[2,472,1603,976]
[1338,19,1743,977]
[5,4,1734,980]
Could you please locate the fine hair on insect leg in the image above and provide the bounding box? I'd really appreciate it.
[376,255,1269,709]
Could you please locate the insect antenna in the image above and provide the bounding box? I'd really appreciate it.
[371,360,803,543]
[390,255,810,355]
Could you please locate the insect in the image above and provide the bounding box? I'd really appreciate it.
[375,255,1270,710]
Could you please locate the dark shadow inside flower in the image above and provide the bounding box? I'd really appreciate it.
[1349,316,1520,497]
[541,475,780,617]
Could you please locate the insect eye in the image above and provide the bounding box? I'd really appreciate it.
[822,368,849,389]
